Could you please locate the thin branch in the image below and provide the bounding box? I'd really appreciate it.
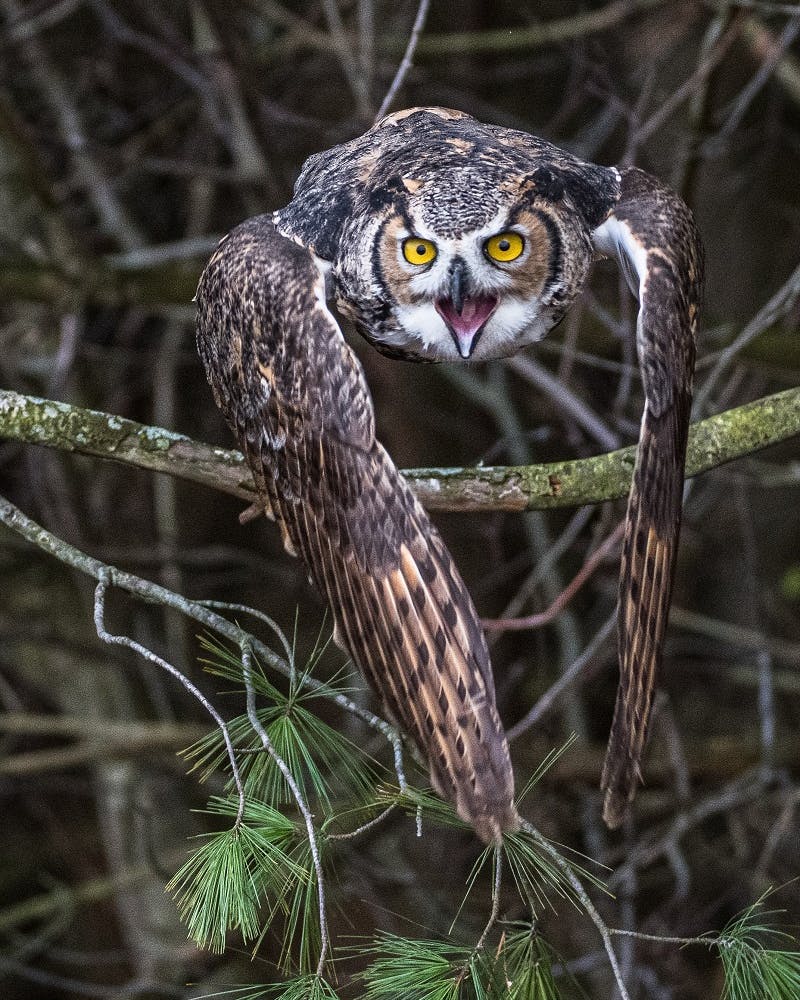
[240,641,329,975]
[671,606,800,665]
[695,259,800,413]
[320,0,373,117]
[0,717,206,776]
[0,493,405,760]
[716,13,800,137]
[740,12,800,107]
[491,507,595,625]
[374,0,431,121]
[475,844,503,952]
[325,804,398,841]
[519,820,631,1000]
[196,599,294,668]
[2,386,799,513]
[1,0,145,250]
[483,522,624,632]
[258,0,667,59]
[92,570,247,829]
[507,355,620,451]
[507,614,617,741]
[608,768,778,890]
[633,17,743,146]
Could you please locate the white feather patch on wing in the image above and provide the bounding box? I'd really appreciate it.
[592,215,648,302]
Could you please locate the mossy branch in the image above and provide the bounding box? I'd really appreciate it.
[1,387,798,513]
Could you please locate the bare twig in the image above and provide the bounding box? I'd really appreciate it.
[197,599,294,672]
[753,787,800,881]
[374,0,431,121]
[320,0,373,117]
[483,522,623,632]
[608,768,778,889]
[93,570,246,829]
[507,355,620,451]
[325,804,398,841]
[0,716,205,776]
[740,11,800,106]
[633,17,743,146]
[491,506,595,625]
[717,13,800,136]
[671,606,800,665]
[507,614,617,741]
[695,260,800,413]
[408,0,666,55]
[475,844,503,952]
[0,0,145,250]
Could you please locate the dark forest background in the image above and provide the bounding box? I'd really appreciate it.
[1,1,799,998]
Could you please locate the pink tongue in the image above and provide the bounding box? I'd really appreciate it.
[435,296,497,356]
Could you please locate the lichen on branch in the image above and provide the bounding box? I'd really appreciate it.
[1,386,798,513]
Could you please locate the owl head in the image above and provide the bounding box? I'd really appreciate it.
[275,107,618,363]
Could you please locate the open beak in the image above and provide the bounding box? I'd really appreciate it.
[434,258,498,359]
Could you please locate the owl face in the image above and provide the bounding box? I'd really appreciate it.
[333,177,594,363]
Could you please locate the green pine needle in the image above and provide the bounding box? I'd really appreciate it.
[270,976,340,1000]
[358,934,474,1000]
[497,924,563,1000]
[166,797,301,954]
[274,841,324,975]
[198,975,340,1000]
[186,637,381,808]
[515,734,578,807]
[718,894,800,1000]
[502,827,607,915]
[375,781,470,834]
[244,706,380,809]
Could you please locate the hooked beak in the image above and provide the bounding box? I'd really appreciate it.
[435,258,498,359]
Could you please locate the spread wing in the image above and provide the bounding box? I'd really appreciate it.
[593,168,702,828]
[195,216,519,842]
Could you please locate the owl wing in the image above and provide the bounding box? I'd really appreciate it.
[195,216,518,843]
[592,168,702,828]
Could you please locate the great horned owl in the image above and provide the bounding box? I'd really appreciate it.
[196,107,702,840]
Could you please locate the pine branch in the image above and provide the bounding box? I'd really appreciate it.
[1,386,799,513]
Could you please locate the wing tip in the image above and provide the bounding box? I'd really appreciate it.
[601,737,642,830]
[471,802,523,845]
[602,787,629,830]
[600,756,636,830]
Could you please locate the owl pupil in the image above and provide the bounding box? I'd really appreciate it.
[498,239,510,251]
[415,244,426,256]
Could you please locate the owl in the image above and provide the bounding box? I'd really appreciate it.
[196,107,702,840]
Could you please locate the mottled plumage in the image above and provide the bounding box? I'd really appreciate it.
[197,107,702,837]
[196,217,518,843]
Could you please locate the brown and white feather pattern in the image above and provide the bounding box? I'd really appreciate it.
[593,168,702,827]
[196,216,519,843]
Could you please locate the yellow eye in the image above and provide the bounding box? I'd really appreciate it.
[402,237,438,266]
[485,231,524,263]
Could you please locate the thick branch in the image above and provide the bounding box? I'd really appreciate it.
[1,387,798,513]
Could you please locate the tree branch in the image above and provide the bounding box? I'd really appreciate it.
[1,387,798,513]
[389,0,666,57]
[0,493,402,752]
